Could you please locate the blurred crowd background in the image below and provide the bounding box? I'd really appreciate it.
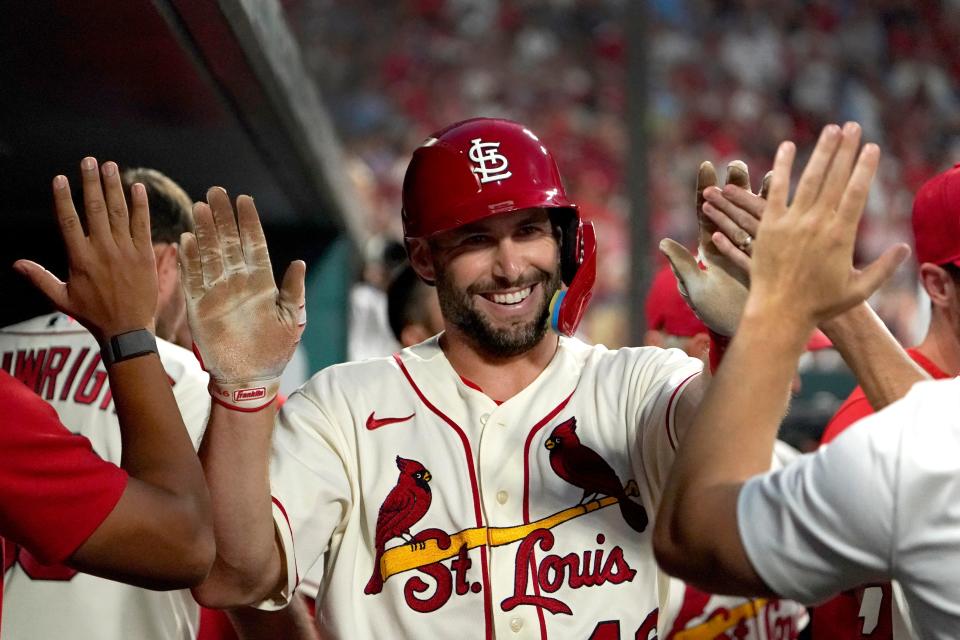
[3,0,958,450]
[287,0,960,352]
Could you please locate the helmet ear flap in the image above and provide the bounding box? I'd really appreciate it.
[550,208,581,286]
[550,219,597,337]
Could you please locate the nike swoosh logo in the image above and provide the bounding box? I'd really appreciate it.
[366,412,415,431]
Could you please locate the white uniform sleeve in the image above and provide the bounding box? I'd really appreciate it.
[258,379,354,610]
[736,401,908,604]
[631,347,704,500]
[157,340,211,451]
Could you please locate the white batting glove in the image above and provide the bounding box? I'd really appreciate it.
[179,187,306,411]
[659,160,760,337]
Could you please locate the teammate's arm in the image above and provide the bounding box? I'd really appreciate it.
[13,158,214,588]
[193,405,285,606]
[179,188,306,607]
[654,124,909,593]
[818,303,927,409]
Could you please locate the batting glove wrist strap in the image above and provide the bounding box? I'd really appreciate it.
[208,377,280,412]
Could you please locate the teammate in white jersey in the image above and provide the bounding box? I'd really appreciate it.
[181,119,910,639]
[0,168,211,640]
[652,123,960,639]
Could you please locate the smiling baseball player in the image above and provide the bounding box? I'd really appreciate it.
[181,118,907,640]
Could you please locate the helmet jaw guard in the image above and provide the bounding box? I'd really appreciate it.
[401,117,597,336]
[550,219,597,337]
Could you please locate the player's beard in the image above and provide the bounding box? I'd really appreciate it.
[435,265,562,358]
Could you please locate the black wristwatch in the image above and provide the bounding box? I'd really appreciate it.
[100,328,158,366]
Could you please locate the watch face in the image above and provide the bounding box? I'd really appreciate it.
[103,329,157,365]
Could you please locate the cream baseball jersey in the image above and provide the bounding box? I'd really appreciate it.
[261,336,702,639]
[0,312,210,640]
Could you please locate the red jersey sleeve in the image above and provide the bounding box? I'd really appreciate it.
[0,370,128,564]
[821,348,951,446]
[819,389,875,444]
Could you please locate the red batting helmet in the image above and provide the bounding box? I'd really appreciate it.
[401,118,596,336]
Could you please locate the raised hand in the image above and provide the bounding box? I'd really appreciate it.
[699,170,772,274]
[748,123,910,325]
[14,157,158,344]
[658,160,760,336]
[179,187,306,411]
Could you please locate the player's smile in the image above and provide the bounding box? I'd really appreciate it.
[474,283,541,320]
[484,285,533,306]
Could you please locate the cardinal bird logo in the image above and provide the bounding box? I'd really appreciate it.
[364,456,433,595]
[545,417,649,533]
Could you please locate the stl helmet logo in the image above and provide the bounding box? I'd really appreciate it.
[468,138,513,184]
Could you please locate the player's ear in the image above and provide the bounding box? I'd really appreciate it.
[919,263,952,308]
[153,243,179,296]
[406,238,436,284]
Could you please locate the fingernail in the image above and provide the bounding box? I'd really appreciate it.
[844,121,860,134]
[82,157,96,171]
[132,183,145,198]
[102,162,116,177]
[53,175,67,190]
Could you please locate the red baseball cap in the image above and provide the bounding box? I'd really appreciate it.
[645,266,709,337]
[911,163,960,266]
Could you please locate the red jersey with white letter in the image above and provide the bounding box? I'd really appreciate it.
[1,370,128,633]
[0,313,210,640]
[259,336,702,639]
[813,348,948,640]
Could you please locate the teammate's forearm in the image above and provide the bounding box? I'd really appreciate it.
[111,353,207,494]
[193,403,283,607]
[676,305,805,484]
[820,302,928,410]
[68,352,214,589]
[656,302,808,586]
